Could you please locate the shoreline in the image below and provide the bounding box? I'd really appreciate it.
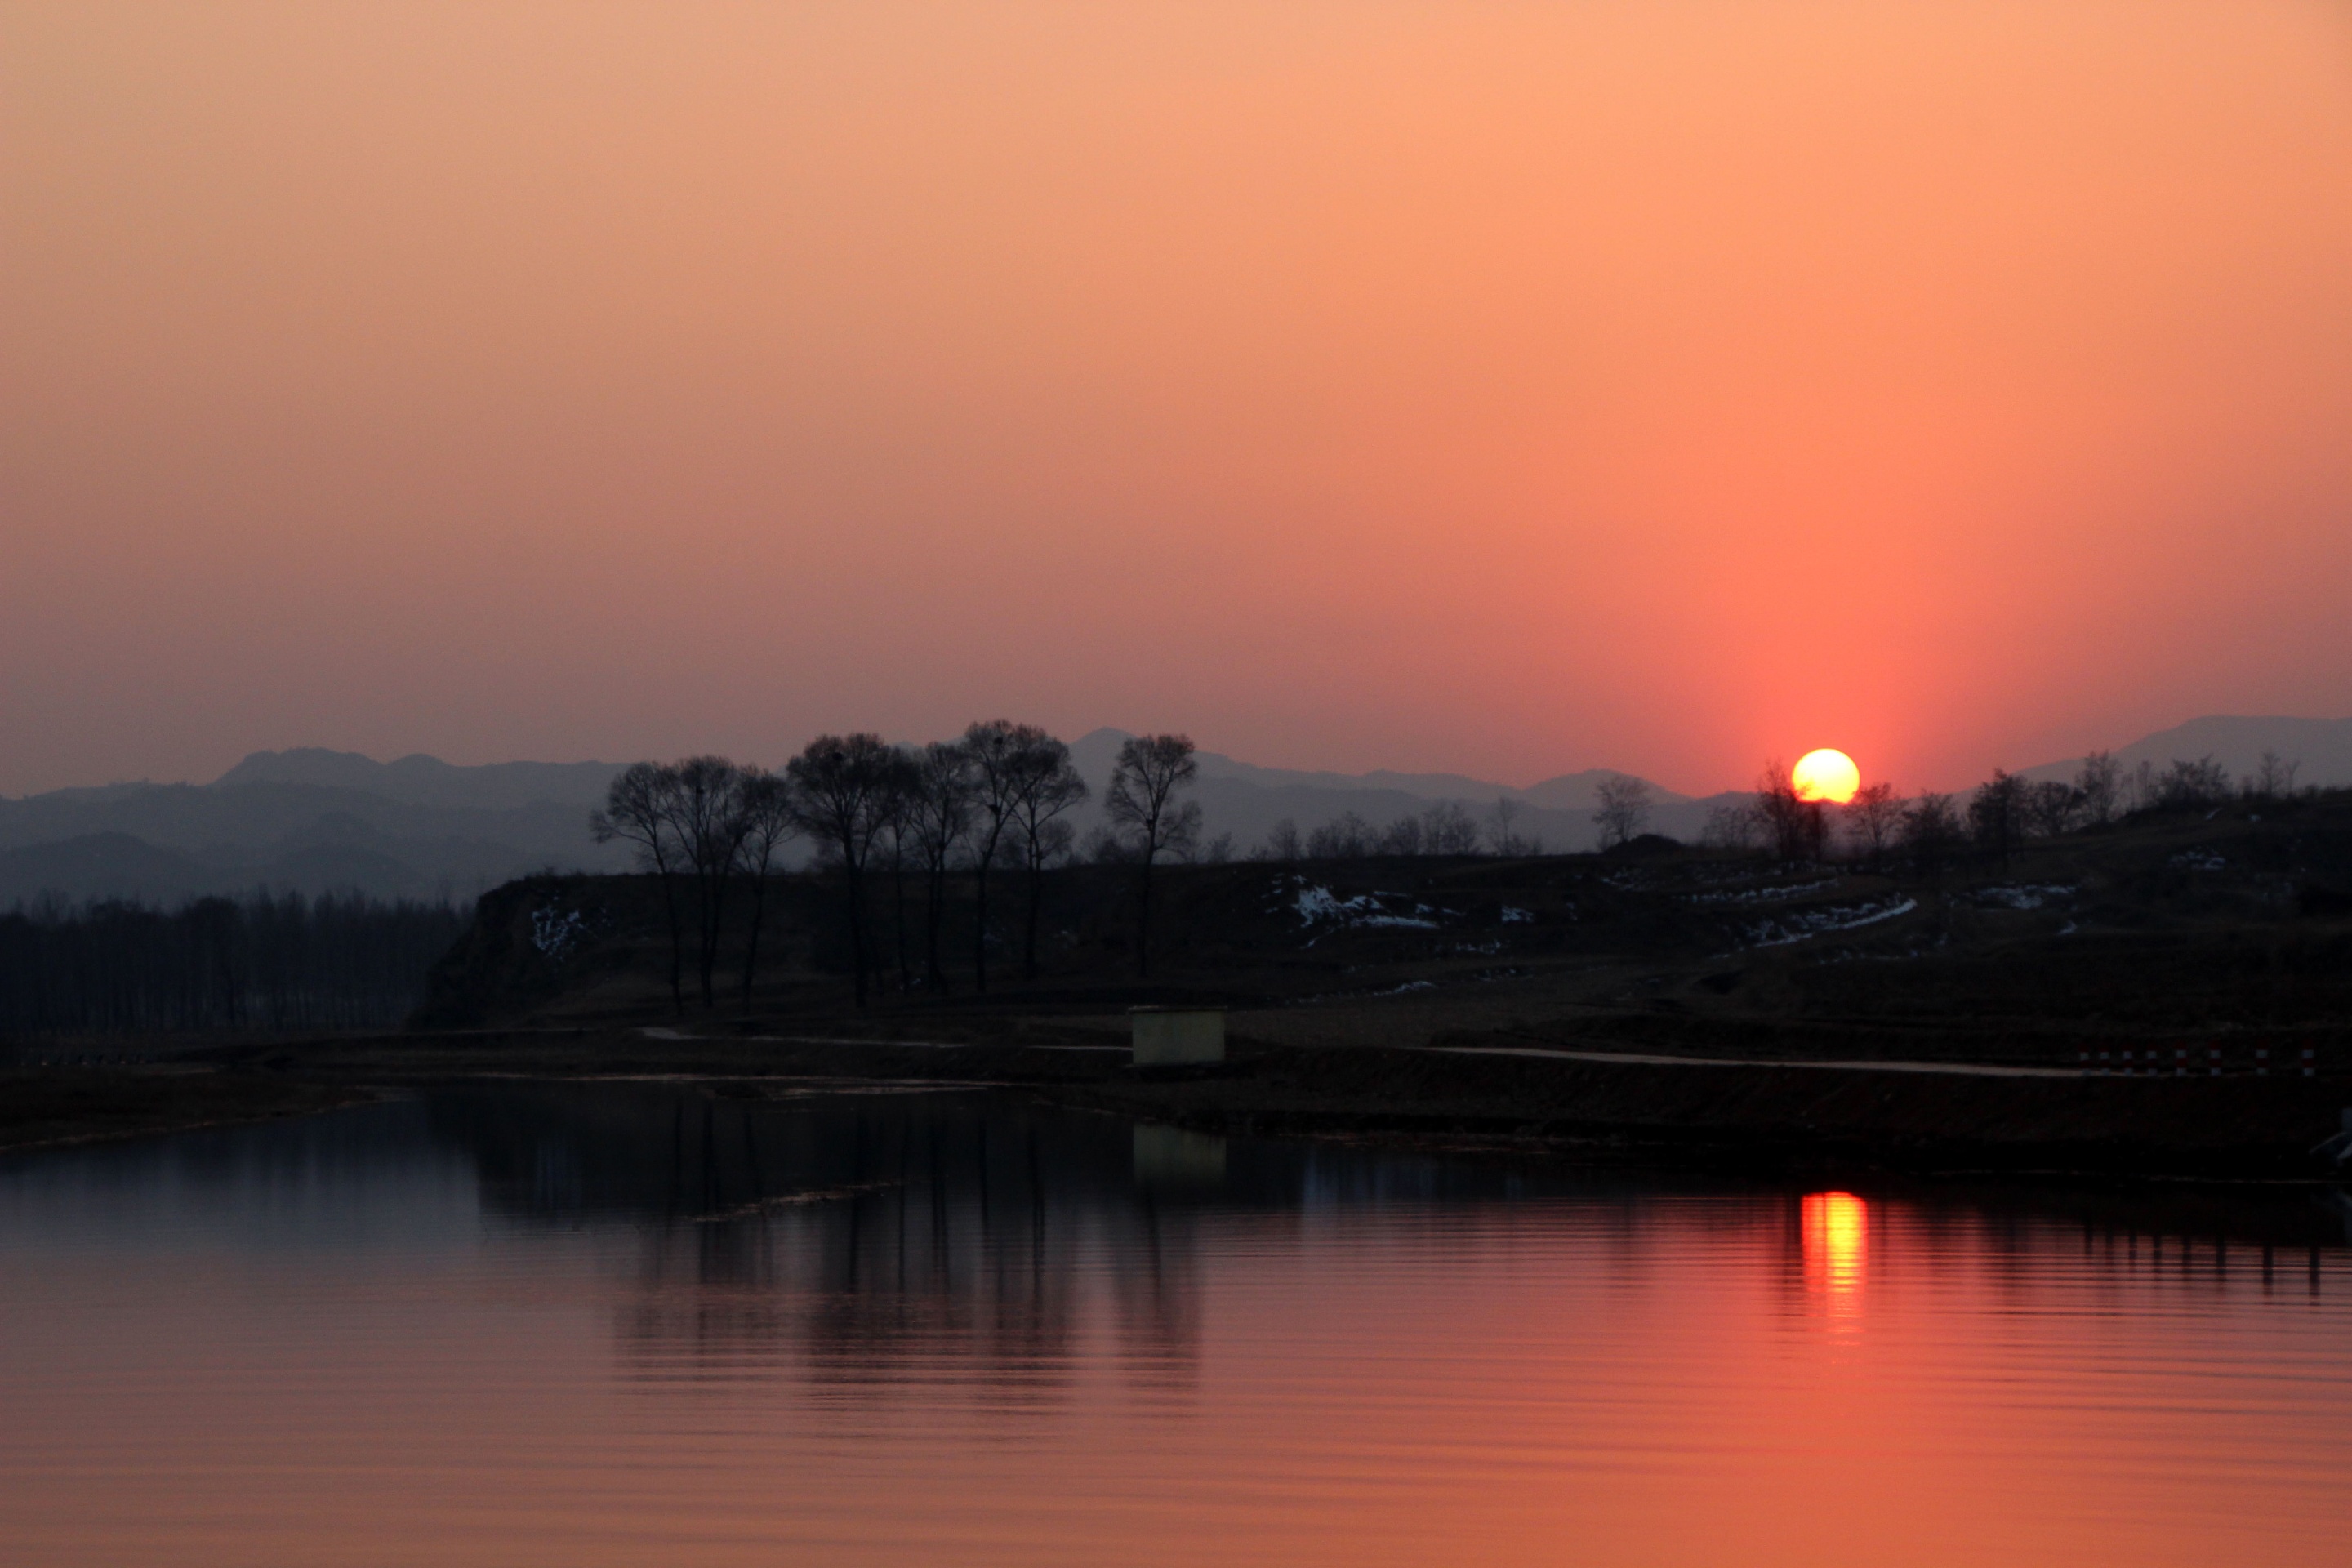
[5,1029,2345,1181]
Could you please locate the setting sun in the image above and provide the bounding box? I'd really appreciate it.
[1791,749,1860,804]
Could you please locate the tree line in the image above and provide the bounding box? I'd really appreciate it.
[591,724,1208,1011]
[0,891,468,1038]
[1706,747,2310,869]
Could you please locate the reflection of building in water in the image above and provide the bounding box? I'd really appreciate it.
[1133,1125,1227,1190]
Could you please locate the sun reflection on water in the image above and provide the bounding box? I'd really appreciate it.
[1802,1190,1869,1318]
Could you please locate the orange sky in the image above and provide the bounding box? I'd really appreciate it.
[6,1,2351,798]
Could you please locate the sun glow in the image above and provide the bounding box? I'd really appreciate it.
[1791,749,1860,804]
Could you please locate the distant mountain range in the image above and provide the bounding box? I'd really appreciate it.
[2017,715,2352,791]
[0,750,634,906]
[4,716,2346,906]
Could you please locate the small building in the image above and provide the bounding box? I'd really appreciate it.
[1129,1005,1225,1067]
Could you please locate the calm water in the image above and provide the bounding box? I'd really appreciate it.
[2,1086,2350,1566]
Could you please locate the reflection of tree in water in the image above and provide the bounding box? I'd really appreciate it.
[423,1086,1216,1395]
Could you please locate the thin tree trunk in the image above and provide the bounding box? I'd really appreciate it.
[1135,855,1153,978]
[739,873,767,1008]
[697,871,727,1009]
[1022,853,1044,980]
[893,853,911,992]
[856,860,875,1006]
[972,826,1003,993]
[924,858,948,992]
[657,871,684,1014]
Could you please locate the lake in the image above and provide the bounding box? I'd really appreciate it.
[2,1083,2348,1566]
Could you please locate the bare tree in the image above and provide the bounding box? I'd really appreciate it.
[1754,760,1823,861]
[1307,810,1378,859]
[1592,777,1651,849]
[1968,770,2026,867]
[1254,819,1303,861]
[1701,800,1762,852]
[2156,755,2230,809]
[2248,749,2300,800]
[732,768,798,1006]
[1841,781,1900,866]
[665,755,752,1009]
[903,740,974,992]
[1900,791,1962,875]
[962,720,1057,994]
[2074,751,2119,826]
[785,733,909,1007]
[1420,800,1483,855]
[1486,797,1531,857]
[881,799,914,992]
[2022,778,2078,840]
[1104,733,1200,977]
[1002,729,1089,980]
[590,762,688,1015]
[1379,813,1423,857]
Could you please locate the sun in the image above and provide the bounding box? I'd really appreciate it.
[1792,748,1860,804]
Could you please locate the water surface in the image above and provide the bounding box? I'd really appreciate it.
[2,1085,2349,1566]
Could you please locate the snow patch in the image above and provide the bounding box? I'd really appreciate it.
[532,905,595,960]
[1283,878,1442,936]
[1742,897,1918,949]
[1972,884,2074,911]
[1688,878,1837,906]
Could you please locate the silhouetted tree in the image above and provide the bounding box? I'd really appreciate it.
[902,740,974,992]
[1104,733,1200,977]
[1701,800,1762,852]
[2074,751,2119,826]
[1307,810,1378,859]
[1379,813,1423,856]
[1254,819,1303,861]
[2155,755,2231,810]
[1000,731,1088,980]
[732,768,798,1005]
[786,733,909,1007]
[1592,777,1651,849]
[2022,778,2078,840]
[2248,749,2301,800]
[590,761,688,1014]
[667,755,752,1008]
[963,720,1053,993]
[1485,797,1532,857]
[1419,800,1483,855]
[1754,760,1822,861]
[1842,781,1900,866]
[1900,791,1962,875]
[1969,770,2026,867]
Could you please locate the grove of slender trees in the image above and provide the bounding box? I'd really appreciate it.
[0,892,466,1038]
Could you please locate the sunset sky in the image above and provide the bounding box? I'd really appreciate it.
[6,1,2351,799]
